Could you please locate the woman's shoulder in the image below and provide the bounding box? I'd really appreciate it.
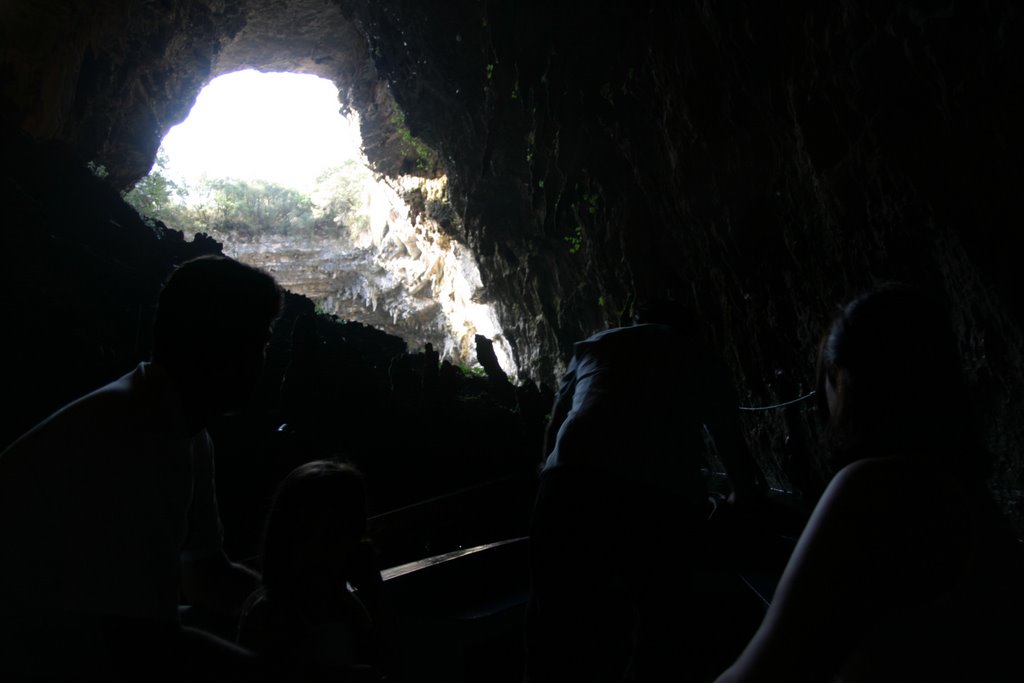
[831,454,911,482]
[818,456,908,513]
[814,454,997,582]
[802,455,968,563]
[825,453,965,507]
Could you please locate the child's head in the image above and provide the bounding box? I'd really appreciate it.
[260,460,368,598]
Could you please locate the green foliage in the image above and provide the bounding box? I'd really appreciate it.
[124,150,374,241]
[459,364,488,379]
[389,108,433,172]
[201,178,315,237]
[87,161,109,179]
[125,151,187,224]
[561,183,600,256]
[565,225,584,255]
[125,164,182,231]
[315,160,372,237]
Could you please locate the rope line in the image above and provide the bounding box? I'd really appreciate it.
[738,390,817,412]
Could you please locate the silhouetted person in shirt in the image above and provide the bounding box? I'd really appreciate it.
[526,300,766,682]
[0,255,283,681]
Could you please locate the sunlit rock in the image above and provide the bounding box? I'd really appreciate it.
[205,171,516,377]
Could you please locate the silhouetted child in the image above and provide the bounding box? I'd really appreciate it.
[715,284,1024,683]
[238,461,395,681]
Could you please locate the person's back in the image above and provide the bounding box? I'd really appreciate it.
[830,457,1021,682]
[528,311,767,682]
[543,323,709,500]
[0,364,218,622]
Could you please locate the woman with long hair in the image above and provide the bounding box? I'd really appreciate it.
[715,285,1022,682]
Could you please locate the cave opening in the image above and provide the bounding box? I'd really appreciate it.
[6,3,1024,679]
[126,69,516,377]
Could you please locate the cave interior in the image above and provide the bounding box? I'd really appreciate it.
[3,1,1024,680]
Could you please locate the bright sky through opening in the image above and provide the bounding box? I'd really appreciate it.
[159,70,362,193]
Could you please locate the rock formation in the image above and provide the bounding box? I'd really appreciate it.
[3,0,1024,521]
[218,172,517,373]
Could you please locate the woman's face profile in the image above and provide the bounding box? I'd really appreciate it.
[825,371,840,418]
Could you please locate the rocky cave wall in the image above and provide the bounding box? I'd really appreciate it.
[3,0,1024,513]
[353,0,1024,503]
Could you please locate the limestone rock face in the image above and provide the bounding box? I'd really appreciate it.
[1,1,245,187]
[221,174,515,373]
[4,0,1024,508]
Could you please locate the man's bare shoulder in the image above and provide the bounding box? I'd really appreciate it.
[1,370,140,461]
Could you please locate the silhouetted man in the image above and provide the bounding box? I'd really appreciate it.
[526,302,766,682]
[0,255,282,680]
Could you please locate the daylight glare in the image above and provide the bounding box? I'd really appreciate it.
[159,70,361,193]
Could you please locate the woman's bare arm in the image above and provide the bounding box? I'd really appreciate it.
[715,458,904,683]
